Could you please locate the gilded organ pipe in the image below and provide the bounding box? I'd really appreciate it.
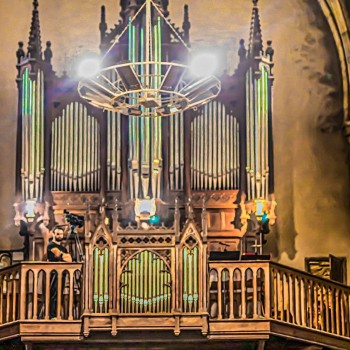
[245,65,270,200]
[51,104,100,192]
[120,251,171,314]
[191,101,239,190]
[21,68,45,202]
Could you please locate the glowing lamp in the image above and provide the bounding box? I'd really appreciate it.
[190,53,218,77]
[78,58,100,78]
[25,200,36,222]
[135,198,156,220]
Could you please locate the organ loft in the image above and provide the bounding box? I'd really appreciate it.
[0,0,349,349]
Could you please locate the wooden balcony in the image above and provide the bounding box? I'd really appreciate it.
[1,260,350,349]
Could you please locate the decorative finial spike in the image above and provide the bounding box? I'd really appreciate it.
[44,41,52,64]
[27,0,42,60]
[182,4,191,44]
[248,0,263,58]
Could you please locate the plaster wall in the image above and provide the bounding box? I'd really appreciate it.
[0,0,348,279]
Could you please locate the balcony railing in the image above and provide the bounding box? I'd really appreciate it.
[0,262,82,324]
[208,260,350,339]
[0,260,350,348]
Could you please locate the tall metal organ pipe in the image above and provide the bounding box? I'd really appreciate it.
[51,103,100,192]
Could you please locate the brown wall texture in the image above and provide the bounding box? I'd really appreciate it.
[0,0,349,276]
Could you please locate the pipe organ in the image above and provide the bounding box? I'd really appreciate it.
[51,103,101,192]
[120,250,172,313]
[191,101,240,191]
[21,67,44,202]
[169,112,185,191]
[14,0,275,327]
[245,65,271,200]
[106,71,122,192]
[128,15,163,199]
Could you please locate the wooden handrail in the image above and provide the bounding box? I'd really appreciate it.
[0,262,82,324]
[208,260,350,339]
[1,260,350,343]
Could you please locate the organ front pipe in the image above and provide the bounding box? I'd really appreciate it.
[104,249,109,312]
[68,104,73,190]
[55,116,59,190]
[148,251,153,312]
[161,260,165,313]
[64,111,68,190]
[237,122,240,188]
[72,103,77,190]
[183,248,187,312]
[139,253,144,312]
[97,121,100,191]
[203,109,208,189]
[194,247,198,312]
[40,71,44,198]
[195,116,200,189]
[188,251,193,312]
[156,258,160,313]
[208,103,212,189]
[127,259,132,313]
[78,108,83,191]
[87,116,92,191]
[214,101,218,189]
[152,256,156,313]
[169,116,174,189]
[107,112,111,190]
[129,258,134,313]
[200,110,204,189]
[111,112,116,190]
[193,117,197,189]
[29,79,35,199]
[116,112,121,189]
[83,108,88,190]
[180,113,184,189]
[25,71,30,200]
[218,102,223,189]
[99,252,104,312]
[92,118,96,191]
[222,104,226,189]
[51,119,56,190]
[35,77,40,197]
[233,118,237,189]
[226,113,230,188]
[21,73,25,199]
[175,113,179,189]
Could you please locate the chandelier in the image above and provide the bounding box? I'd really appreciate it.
[78,0,221,117]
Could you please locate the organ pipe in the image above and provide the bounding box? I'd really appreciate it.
[245,65,270,200]
[190,101,240,190]
[21,68,45,202]
[169,112,185,190]
[51,103,100,192]
[120,251,172,314]
[182,247,199,313]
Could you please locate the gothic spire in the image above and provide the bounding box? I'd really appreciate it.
[182,4,191,45]
[27,0,42,60]
[248,0,263,58]
[99,5,108,51]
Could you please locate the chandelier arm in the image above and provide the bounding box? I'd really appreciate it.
[101,1,147,63]
[150,0,190,51]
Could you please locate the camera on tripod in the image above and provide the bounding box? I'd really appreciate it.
[63,210,85,262]
[64,210,84,229]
